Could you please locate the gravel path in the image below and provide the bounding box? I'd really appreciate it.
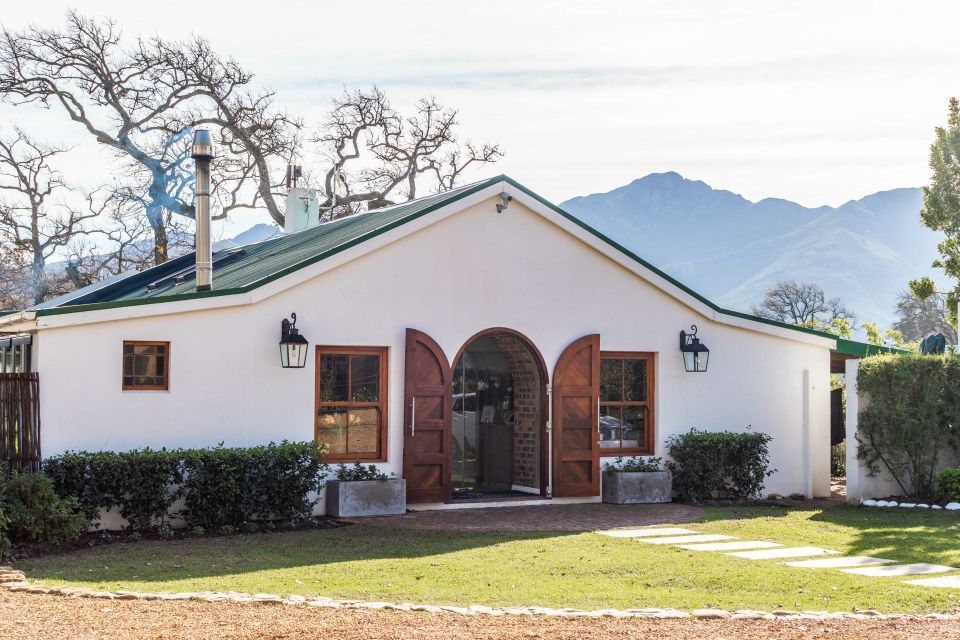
[2,592,959,640]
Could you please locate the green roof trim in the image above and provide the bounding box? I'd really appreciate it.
[833,338,910,358]
[32,174,839,345]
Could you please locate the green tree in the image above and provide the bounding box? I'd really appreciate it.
[910,98,960,326]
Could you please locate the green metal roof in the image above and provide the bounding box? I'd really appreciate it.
[35,179,493,315]
[30,174,844,346]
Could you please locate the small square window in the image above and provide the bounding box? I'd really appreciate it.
[122,341,169,390]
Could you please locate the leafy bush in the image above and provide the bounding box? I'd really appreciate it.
[44,442,326,532]
[935,467,960,503]
[181,441,327,530]
[334,462,389,481]
[3,472,89,544]
[666,429,774,503]
[44,449,182,530]
[857,353,960,500]
[604,456,664,473]
[831,442,846,477]
[0,482,9,559]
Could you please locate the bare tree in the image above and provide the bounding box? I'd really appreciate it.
[752,280,855,327]
[314,87,503,220]
[893,290,957,343]
[0,12,299,263]
[0,241,29,311]
[0,127,98,304]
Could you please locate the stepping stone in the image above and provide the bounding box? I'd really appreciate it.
[641,534,737,545]
[729,547,840,560]
[905,575,960,588]
[679,541,782,552]
[785,556,896,569]
[597,528,696,538]
[842,563,956,577]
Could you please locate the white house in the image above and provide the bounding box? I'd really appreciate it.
[0,174,876,507]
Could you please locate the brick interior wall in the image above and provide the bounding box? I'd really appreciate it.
[490,334,541,490]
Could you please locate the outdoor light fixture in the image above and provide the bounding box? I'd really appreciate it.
[279,313,309,368]
[679,324,710,373]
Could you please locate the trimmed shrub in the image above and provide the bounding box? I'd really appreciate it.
[604,456,665,473]
[44,449,182,530]
[334,462,389,481]
[3,472,89,544]
[666,429,774,503]
[45,442,326,532]
[181,441,327,530]
[936,467,960,503]
[857,353,960,500]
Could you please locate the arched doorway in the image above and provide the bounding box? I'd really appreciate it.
[450,329,548,499]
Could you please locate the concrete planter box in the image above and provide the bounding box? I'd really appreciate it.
[326,479,406,517]
[602,470,672,504]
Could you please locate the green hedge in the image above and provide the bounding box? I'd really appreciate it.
[44,441,327,531]
[181,442,327,530]
[666,429,774,503]
[857,353,960,500]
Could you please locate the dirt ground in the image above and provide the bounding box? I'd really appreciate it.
[2,592,959,640]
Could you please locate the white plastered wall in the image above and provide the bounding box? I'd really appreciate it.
[35,193,832,503]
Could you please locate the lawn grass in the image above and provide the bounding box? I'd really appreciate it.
[15,505,960,613]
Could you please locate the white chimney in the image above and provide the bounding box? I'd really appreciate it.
[191,130,215,291]
[284,187,320,234]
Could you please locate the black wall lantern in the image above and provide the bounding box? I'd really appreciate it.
[279,313,309,368]
[679,324,710,373]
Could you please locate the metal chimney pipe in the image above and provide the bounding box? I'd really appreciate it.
[191,129,215,292]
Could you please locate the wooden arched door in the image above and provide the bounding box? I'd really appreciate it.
[403,328,453,503]
[552,334,601,497]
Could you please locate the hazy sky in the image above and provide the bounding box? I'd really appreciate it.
[2,1,959,237]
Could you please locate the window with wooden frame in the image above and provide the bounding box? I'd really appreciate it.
[315,346,388,462]
[599,352,655,454]
[122,341,170,390]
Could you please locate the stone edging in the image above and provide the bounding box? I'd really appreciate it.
[861,500,960,510]
[1,567,957,621]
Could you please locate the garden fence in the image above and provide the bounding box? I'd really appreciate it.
[0,373,41,472]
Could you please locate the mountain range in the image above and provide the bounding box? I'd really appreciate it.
[560,172,942,330]
[227,173,942,330]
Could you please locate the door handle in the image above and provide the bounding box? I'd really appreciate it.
[410,397,416,437]
[597,397,601,446]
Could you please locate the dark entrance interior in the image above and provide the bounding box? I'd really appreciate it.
[451,333,543,498]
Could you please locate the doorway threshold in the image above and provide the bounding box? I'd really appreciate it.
[408,496,601,511]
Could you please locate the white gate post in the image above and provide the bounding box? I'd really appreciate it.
[844,358,861,504]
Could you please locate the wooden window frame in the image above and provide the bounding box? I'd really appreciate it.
[599,351,655,456]
[315,346,389,463]
[122,341,170,391]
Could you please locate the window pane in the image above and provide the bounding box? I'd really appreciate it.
[155,356,165,377]
[123,344,134,355]
[317,408,348,455]
[134,355,152,376]
[600,359,622,402]
[319,354,348,402]
[351,355,380,402]
[347,408,380,454]
[599,405,622,449]
[623,358,647,402]
[622,406,645,449]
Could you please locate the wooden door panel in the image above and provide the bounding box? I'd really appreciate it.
[552,334,601,497]
[403,329,452,504]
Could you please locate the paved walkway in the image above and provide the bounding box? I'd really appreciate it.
[351,502,704,532]
[597,526,960,589]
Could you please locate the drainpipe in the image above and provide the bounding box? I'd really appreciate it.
[192,129,215,292]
